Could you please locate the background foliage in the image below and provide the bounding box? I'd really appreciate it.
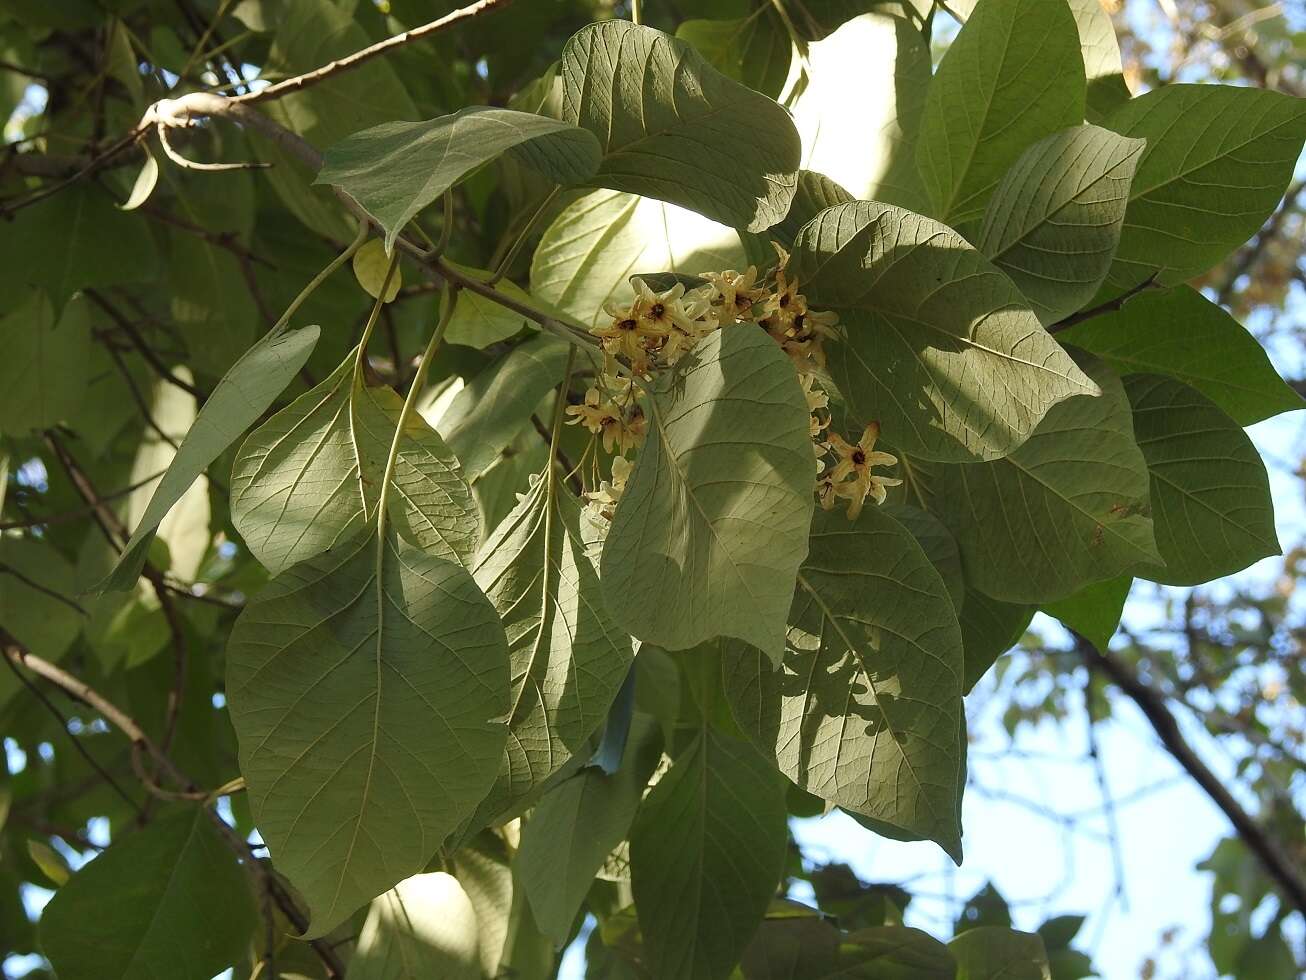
[0,1,1303,979]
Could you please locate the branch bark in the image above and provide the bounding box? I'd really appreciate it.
[1078,636,1306,916]
[229,0,515,106]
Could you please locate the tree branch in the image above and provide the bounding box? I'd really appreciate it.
[1078,636,1306,915]
[2,638,347,978]
[1049,274,1163,333]
[230,0,515,106]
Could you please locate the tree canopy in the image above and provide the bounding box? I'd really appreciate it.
[0,1,1303,978]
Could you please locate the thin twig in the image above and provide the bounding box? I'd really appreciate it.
[0,469,166,530]
[85,290,206,401]
[530,413,582,496]
[231,0,514,106]
[2,638,347,978]
[1079,635,1306,915]
[156,122,271,172]
[1049,273,1163,333]
[1,642,142,816]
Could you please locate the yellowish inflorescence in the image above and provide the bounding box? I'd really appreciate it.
[567,245,901,521]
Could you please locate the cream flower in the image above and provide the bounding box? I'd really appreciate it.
[825,421,902,519]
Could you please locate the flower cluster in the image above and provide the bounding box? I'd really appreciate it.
[567,247,900,521]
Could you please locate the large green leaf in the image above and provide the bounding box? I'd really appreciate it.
[101,326,320,592]
[1125,375,1279,586]
[39,809,256,980]
[1102,85,1306,288]
[516,713,663,945]
[559,20,801,231]
[225,526,510,936]
[436,334,570,482]
[469,464,635,824]
[883,503,965,611]
[600,326,815,664]
[0,185,159,311]
[723,506,964,859]
[949,927,1051,980]
[917,359,1159,603]
[530,189,746,332]
[1057,286,1303,425]
[318,107,602,253]
[979,125,1145,325]
[772,171,853,250]
[0,292,89,435]
[916,0,1085,224]
[790,201,1098,461]
[350,872,483,980]
[790,13,930,212]
[629,729,787,980]
[231,350,478,575]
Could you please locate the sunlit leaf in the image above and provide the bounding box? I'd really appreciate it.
[724,506,964,858]
[600,326,815,663]
[791,201,1098,461]
[560,20,800,231]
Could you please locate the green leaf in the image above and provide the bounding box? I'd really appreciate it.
[629,729,787,980]
[772,171,853,250]
[443,260,542,349]
[560,20,801,231]
[916,358,1159,603]
[39,808,256,980]
[259,0,417,241]
[1125,375,1279,586]
[352,239,402,302]
[791,13,930,212]
[225,526,510,936]
[790,201,1098,461]
[124,369,211,583]
[979,125,1145,325]
[517,713,663,945]
[1037,914,1086,951]
[950,927,1051,980]
[600,326,815,663]
[531,189,746,332]
[101,326,320,593]
[1103,85,1306,288]
[169,233,259,377]
[1043,575,1131,650]
[883,503,965,611]
[450,834,515,977]
[831,926,957,978]
[231,350,479,575]
[0,185,159,311]
[723,506,964,859]
[916,0,1085,224]
[118,144,159,211]
[318,107,601,253]
[1057,285,1304,425]
[350,872,483,980]
[676,12,791,100]
[1066,0,1131,122]
[0,292,90,435]
[437,334,570,482]
[469,465,635,824]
